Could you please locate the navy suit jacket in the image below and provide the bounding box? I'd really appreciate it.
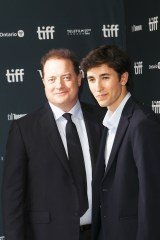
[2,102,105,240]
[92,97,160,240]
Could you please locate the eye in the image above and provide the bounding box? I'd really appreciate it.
[48,77,55,83]
[63,74,71,81]
[87,77,95,83]
[102,76,109,80]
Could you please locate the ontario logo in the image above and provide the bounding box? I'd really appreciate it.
[0,30,24,38]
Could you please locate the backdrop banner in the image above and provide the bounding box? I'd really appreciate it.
[0,0,126,238]
[125,0,160,117]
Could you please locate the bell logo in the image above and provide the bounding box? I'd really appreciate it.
[102,24,119,37]
[6,69,24,83]
[37,26,55,40]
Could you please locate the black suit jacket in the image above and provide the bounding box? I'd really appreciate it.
[92,97,160,240]
[2,102,105,240]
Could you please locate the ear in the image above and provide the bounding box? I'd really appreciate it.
[120,72,129,86]
[77,72,82,87]
[42,77,46,88]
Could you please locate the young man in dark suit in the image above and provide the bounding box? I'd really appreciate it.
[81,45,160,240]
[2,48,105,240]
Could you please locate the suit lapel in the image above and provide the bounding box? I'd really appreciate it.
[41,103,71,175]
[94,127,108,182]
[81,103,104,172]
[82,107,95,170]
[104,97,135,176]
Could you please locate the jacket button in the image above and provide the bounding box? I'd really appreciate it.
[102,188,108,192]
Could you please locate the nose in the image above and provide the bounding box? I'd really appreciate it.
[95,80,103,92]
[55,77,63,89]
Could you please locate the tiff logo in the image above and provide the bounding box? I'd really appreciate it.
[37,70,42,78]
[8,113,26,120]
[134,62,143,75]
[102,24,119,37]
[149,16,158,31]
[0,237,5,240]
[6,69,24,83]
[152,101,160,114]
[37,26,55,40]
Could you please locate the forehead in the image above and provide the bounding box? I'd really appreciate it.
[87,64,117,77]
[43,58,74,76]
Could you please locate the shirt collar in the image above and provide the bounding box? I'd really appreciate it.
[49,100,83,120]
[103,92,131,130]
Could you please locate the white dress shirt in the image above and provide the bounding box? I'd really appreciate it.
[103,93,131,167]
[49,100,92,225]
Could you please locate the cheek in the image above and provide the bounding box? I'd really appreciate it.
[91,89,96,96]
[110,82,121,92]
[69,82,80,92]
[88,83,94,92]
[45,84,55,93]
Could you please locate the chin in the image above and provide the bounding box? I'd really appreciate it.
[97,101,106,108]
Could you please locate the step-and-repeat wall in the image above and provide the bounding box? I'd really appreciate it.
[125,0,160,115]
[1,0,160,237]
[0,0,126,238]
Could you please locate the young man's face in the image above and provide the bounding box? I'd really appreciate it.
[43,58,82,112]
[87,64,128,112]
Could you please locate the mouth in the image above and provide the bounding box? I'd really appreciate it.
[96,93,108,100]
[55,92,67,96]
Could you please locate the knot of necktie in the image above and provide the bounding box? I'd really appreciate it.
[63,113,72,121]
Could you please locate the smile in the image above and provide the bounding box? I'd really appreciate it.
[96,93,108,99]
[55,92,67,95]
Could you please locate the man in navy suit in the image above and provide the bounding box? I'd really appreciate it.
[2,48,105,240]
[81,45,160,240]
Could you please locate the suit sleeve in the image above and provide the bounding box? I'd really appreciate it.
[2,121,28,240]
[133,115,160,239]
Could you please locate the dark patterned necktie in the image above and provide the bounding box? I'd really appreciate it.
[63,113,88,216]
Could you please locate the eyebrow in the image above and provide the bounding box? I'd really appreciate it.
[99,73,110,77]
[62,73,71,76]
[47,73,71,78]
[87,73,110,79]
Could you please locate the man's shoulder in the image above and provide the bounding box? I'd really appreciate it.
[15,103,49,125]
[80,101,106,121]
[127,97,160,127]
